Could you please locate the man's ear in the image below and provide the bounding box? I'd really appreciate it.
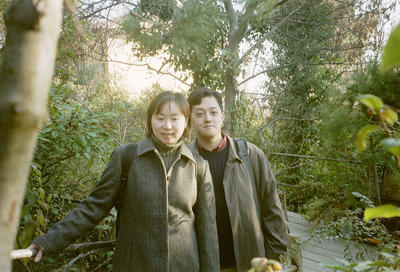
[221,111,225,121]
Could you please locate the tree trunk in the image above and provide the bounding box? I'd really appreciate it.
[224,66,238,136]
[222,0,262,136]
[0,0,62,270]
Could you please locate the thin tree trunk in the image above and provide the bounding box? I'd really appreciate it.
[0,0,62,270]
[222,0,263,136]
[224,66,238,136]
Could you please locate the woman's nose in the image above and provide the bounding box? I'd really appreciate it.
[163,119,172,129]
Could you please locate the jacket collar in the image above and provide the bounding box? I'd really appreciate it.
[226,135,242,162]
[189,135,242,163]
[138,137,196,163]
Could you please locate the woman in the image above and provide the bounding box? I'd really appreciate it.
[27,91,219,271]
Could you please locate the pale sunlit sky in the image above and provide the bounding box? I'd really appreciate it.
[106,0,400,99]
[107,40,192,98]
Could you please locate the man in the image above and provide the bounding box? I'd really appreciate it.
[188,87,289,272]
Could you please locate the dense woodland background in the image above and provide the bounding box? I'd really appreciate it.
[1,0,400,271]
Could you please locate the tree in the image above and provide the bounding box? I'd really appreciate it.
[0,0,62,270]
[123,0,295,135]
[247,0,395,219]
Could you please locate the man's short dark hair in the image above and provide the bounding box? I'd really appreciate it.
[187,87,223,111]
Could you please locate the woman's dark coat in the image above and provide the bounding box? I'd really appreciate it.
[34,138,219,272]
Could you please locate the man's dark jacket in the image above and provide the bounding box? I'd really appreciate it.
[189,136,289,272]
[34,138,220,272]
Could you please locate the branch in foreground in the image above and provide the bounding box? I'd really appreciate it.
[10,240,115,260]
[105,58,191,86]
[63,249,103,272]
[269,152,362,164]
[64,240,115,253]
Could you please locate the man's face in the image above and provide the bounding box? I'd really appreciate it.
[191,96,224,140]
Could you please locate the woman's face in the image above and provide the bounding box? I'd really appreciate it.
[151,102,188,145]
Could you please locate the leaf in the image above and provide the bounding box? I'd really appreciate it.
[380,138,400,156]
[364,237,383,244]
[380,107,398,125]
[357,94,383,112]
[356,125,379,151]
[382,23,400,71]
[36,214,45,227]
[379,251,397,261]
[320,263,348,271]
[365,204,400,222]
[333,258,350,266]
[94,224,110,230]
[366,259,392,267]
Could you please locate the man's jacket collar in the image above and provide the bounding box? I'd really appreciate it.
[138,137,195,163]
[189,135,242,163]
[225,135,242,162]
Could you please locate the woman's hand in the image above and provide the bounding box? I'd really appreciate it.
[27,243,43,262]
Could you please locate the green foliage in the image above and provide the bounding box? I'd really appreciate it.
[357,94,383,113]
[35,84,115,178]
[382,23,400,71]
[232,91,263,143]
[17,163,48,249]
[139,0,176,21]
[348,64,400,109]
[313,193,393,245]
[123,0,225,89]
[381,138,400,156]
[262,0,340,160]
[356,125,379,152]
[323,245,400,271]
[365,205,400,222]
[322,22,400,271]
[271,61,400,222]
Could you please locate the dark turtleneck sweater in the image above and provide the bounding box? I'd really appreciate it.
[151,135,182,173]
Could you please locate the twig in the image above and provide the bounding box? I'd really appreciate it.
[98,57,191,86]
[64,240,115,253]
[269,152,362,164]
[275,161,315,176]
[63,249,103,271]
[91,258,113,272]
[238,7,301,65]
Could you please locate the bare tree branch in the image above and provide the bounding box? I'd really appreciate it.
[238,6,301,65]
[63,249,103,271]
[102,58,191,86]
[64,240,115,253]
[269,152,362,164]
[223,0,237,37]
[91,258,113,272]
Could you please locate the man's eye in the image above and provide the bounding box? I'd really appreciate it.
[196,113,204,118]
[211,111,218,115]
[157,117,164,121]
